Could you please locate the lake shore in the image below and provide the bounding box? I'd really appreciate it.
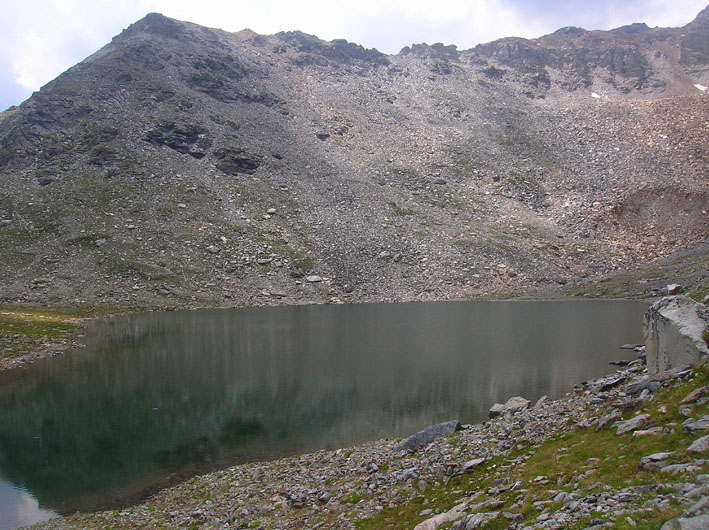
[33,356,709,530]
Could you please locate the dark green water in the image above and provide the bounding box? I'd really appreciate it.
[0,300,647,528]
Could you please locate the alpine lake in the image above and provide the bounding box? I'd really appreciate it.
[0,299,648,529]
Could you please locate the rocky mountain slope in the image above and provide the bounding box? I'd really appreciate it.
[0,8,707,309]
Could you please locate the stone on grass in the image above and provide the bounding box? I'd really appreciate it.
[660,463,704,474]
[451,512,500,530]
[615,414,650,435]
[685,496,709,517]
[683,416,709,435]
[666,284,682,294]
[414,502,467,530]
[688,435,709,454]
[639,452,673,470]
[625,377,652,395]
[596,408,622,431]
[489,397,530,418]
[463,458,486,473]
[660,514,709,529]
[681,386,709,404]
[632,427,663,438]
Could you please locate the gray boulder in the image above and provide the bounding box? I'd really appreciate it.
[661,514,709,529]
[615,413,651,435]
[489,396,530,418]
[394,420,461,452]
[639,452,673,471]
[505,396,531,412]
[462,458,486,473]
[667,283,682,294]
[451,512,500,530]
[688,435,709,454]
[488,403,506,418]
[644,296,709,375]
[683,416,709,435]
[596,408,622,431]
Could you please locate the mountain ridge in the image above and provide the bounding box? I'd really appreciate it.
[0,9,707,309]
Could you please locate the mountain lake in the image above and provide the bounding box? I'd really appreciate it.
[0,299,649,529]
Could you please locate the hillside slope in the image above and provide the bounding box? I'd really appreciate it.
[0,9,707,309]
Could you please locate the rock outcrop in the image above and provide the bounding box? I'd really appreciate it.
[393,420,461,452]
[644,296,709,375]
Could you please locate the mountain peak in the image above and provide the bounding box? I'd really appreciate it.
[122,12,185,39]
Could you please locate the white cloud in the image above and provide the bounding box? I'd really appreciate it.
[0,0,139,98]
[593,0,705,30]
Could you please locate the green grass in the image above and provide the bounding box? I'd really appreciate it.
[0,305,130,361]
[346,492,362,505]
[248,235,315,272]
[67,233,110,248]
[691,279,709,303]
[0,307,82,360]
[388,202,414,216]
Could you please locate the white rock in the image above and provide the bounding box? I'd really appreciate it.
[504,396,531,413]
[414,503,467,530]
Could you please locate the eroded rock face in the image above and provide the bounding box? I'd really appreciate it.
[644,296,709,375]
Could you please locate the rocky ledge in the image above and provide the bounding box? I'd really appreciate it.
[35,350,709,530]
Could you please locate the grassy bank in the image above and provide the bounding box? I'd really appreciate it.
[0,306,84,360]
[0,305,132,366]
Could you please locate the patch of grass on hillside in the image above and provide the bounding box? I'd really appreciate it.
[103,257,178,281]
[389,202,414,216]
[249,235,315,272]
[690,279,709,303]
[67,233,111,248]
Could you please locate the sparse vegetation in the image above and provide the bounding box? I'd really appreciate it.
[0,307,81,361]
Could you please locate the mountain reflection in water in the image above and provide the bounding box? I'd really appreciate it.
[0,300,647,525]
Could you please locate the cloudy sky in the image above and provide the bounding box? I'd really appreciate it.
[1,0,706,110]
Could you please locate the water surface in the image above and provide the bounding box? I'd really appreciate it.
[0,300,647,527]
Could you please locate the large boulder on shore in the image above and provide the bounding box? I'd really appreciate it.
[393,420,461,452]
[644,296,709,375]
[488,396,531,418]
